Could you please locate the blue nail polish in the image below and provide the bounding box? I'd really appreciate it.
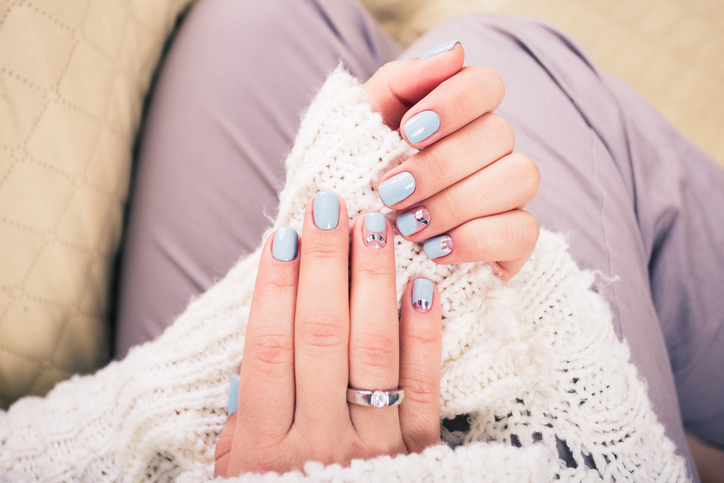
[412,279,434,312]
[403,111,440,145]
[396,208,430,236]
[423,234,453,259]
[272,227,298,261]
[419,40,461,59]
[228,374,239,416]
[378,172,416,207]
[364,212,387,232]
[313,191,339,230]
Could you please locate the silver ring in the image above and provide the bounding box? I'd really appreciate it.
[347,387,404,408]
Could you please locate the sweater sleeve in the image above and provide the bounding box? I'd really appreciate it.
[0,66,689,483]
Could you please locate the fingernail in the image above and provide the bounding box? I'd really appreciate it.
[403,110,440,145]
[419,40,461,59]
[228,374,239,416]
[272,227,298,261]
[423,234,453,259]
[396,207,430,236]
[313,191,339,230]
[378,172,416,207]
[363,212,387,249]
[412,279,434,313]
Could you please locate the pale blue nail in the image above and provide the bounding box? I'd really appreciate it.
[272,227,298,261]
[396,212,418,236]
[379,172,416,207]
[228,374,239,416]
[423,234,453,259]
[412,279,434,312]
[313,191,339,230]
[364,212,387,232]
[419,40,461,59]
[403,111,440,145]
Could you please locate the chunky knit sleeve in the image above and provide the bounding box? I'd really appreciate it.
[0,66,689,482]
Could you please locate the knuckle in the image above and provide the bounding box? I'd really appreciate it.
[297,314,348,349]
[504,153,540,207]
[485,113,515,155]
[256,272,298,299]
[350,333,397,369]
[420,142,452,182]
[478,66,505,103]
[247,333,293,372]
[353,262,396,281]
[506,211,539,253]
[401,372,439,406]
[437,184,465,217]
[302,243,347,262]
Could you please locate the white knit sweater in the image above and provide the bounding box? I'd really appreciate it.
[0,67,689,482]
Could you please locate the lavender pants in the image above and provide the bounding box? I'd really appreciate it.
[116,0,724,477]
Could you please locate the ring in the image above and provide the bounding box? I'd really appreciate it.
[346,387,404,408]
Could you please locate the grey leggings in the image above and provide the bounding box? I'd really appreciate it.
[116,0,724,478]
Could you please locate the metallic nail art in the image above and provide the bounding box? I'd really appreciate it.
[423,234,453,259]
[412,279,434,313]
[272,227,298,261]
[228,374,240,416]
[363,212,387,249]
[396,207,430,236]
[378,172,416,207]
[313,191,339,230]
[403,110,440,145]
[419,40,461,59]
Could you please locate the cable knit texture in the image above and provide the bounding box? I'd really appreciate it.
[0,66,689,482]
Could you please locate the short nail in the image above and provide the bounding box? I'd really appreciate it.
[419,40,461,59]
[363,212,387,249]
[412,279,434,313]
[396,207,430,236]
[378,172,416,207]
[228,374,239,416]
[313,191,339,230]
[272,227,298,261]
[423,234,453,259]
[403,110,440,145]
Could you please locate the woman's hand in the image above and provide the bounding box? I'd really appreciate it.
[364,42,540,282]
[214,193,442,477]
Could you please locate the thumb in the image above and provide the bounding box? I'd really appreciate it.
[363,42,464,130]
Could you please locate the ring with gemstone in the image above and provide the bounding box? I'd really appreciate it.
[346,387,405,408]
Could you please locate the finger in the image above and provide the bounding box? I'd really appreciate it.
[379,113,515,209]
[233,228,299,446]
[363,42,464,129]
[398,278,442,453]
[395,152,539,240]
[422,210,540,282]
[214,412,237,478]
[294,191,352,432]
[399,65,505,149]
[348,212,404,452]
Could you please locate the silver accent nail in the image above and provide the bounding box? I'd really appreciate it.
[440,235,452,254]
[415,209,430,225]
[365,233,386,247]
[412,299,431,310]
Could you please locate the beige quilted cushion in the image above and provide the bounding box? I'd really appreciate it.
[362,0,724,167]
[0,0,194,408]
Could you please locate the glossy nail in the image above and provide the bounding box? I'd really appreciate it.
[403,110,440,145]
[423,234,453,259]
[363,212,387,249]
[313,191,339,230]
[396,207,430,236]
[378,172,416,207]
[272,227,298,261]
[412,279,434,313]
[419,40,461,59]
[228,374,239,416]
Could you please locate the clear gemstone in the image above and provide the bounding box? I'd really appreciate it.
[370,391,387,408]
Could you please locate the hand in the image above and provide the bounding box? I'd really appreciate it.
[364,42,540,282]
[214,193,442,477]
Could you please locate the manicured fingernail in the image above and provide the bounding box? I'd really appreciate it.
[228,374,239,416]
[419,40,461,59]
[378,172,416,207]
[396,207,430,236]
[313,191,339,230]
[423,234,453,259]
[363,212,387,249]
[412,278,434,313]
[272,227,298,261]
[403,110,440,144]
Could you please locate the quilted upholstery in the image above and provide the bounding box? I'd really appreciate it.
[361,0,724,166]
[0,0,194,408]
